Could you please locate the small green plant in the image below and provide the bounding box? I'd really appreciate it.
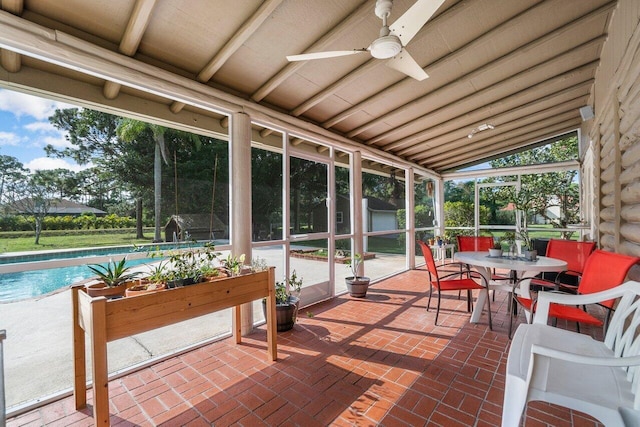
[275,270,303,305]
[345,253,365,279]
[168,242,219,281]
[517,230,533,251]
[492,237,503,250]
[251,256,268,272]
[222,253,246,276]
[88,258,139,287]
[147,261,168,283]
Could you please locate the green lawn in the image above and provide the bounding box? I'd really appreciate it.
[0,231,155,253]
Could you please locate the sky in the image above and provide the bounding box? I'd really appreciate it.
[0,88,85,172]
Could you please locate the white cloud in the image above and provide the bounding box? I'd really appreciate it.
[0,131,22,146]
[25,157,88,173]
[41,135,71,149]
[0,89,76,120]
[23,121,57,133]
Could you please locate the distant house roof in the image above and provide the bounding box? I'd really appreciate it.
[9,198,106,216]
[49,199,107,215]
[365,197,398,212]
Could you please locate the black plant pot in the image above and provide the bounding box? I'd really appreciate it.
[346,277,370,298]
[262,296,299,332]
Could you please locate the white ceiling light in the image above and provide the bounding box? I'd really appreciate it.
[468,123,495,139]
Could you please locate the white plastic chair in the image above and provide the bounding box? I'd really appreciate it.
[502,281,640,426]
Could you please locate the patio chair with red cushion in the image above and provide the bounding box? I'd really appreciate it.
[418,240,492,329]
[534,239,596,291]
[456,235,494,252]
[509,249,639,338]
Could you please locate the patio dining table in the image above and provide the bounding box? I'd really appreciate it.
[454,251,567,323]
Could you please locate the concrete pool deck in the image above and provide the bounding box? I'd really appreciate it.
[0,251,412,413]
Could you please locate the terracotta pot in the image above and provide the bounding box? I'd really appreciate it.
[85,282,129,298]
[125,282,167,297]
[202,268,231,282]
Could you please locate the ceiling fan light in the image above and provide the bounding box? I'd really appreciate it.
[370,35,402,59]
[468,123,495,138]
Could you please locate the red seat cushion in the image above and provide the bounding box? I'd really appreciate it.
[434,278,485,291]
[515,297,603,326]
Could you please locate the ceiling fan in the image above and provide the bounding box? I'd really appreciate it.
[286,0,446,81]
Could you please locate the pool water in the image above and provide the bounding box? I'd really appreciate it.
[0,258,154,302]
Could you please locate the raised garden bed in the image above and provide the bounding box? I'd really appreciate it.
[290,249,376,263]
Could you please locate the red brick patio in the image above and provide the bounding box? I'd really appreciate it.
[7,269,604,426]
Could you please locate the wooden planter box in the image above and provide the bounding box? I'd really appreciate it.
[72,267,276,426]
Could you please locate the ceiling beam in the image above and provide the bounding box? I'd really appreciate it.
[170,0,284,114]
[290,59,382,116]
[358,34,606,143]
[443,159,580,180]
[322,0,613,134]
[432,122,581,171]
[417,112,580,164]
[319,0,481,130]
[287,0,470,117]
[103,0,157,99]
[423,115,581,169]
[406,96,586,162]
[250,0,371,103]
[0,0,23,73]
[391,79,593,155]
[368,59,597,158]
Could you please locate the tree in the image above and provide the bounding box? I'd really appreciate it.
[117,119,202,242]
[117,120,169,242]
[490,136,580,237]
[0,154,27,207]
[8,170,59,244]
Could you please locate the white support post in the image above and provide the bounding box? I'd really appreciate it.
[352,151,364,276]
[230,112,253,336]
[406,169,416,269]
[436,178,445,238]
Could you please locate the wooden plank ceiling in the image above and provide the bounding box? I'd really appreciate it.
[0,0,615,173]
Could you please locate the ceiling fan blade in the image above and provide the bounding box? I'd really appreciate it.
[286,49,367,62]
[386,50,429,81]
[389,0,446,46]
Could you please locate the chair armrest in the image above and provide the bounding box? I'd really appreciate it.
[533,285,631,324]
[436,261,467,271]
[531,343,640,367]
[512,277,556,297]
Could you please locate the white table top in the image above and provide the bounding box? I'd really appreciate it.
[454,251,567,273]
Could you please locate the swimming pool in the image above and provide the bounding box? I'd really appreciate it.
[0,242,221,302]
[0,258,155,302]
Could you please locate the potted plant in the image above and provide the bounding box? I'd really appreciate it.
[166,242,219,287]
[125,261,168,297]
[221,253,247,277]
[517,230,537,261]
[262,269,302,332]
[86,258,140,298]
[489,238,503,257]
[345,253,370,298]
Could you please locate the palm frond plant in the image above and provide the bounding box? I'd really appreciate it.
[86,258,140,298]
[88,258,139,287]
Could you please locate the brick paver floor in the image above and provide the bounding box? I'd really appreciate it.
[7,268,605,426]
